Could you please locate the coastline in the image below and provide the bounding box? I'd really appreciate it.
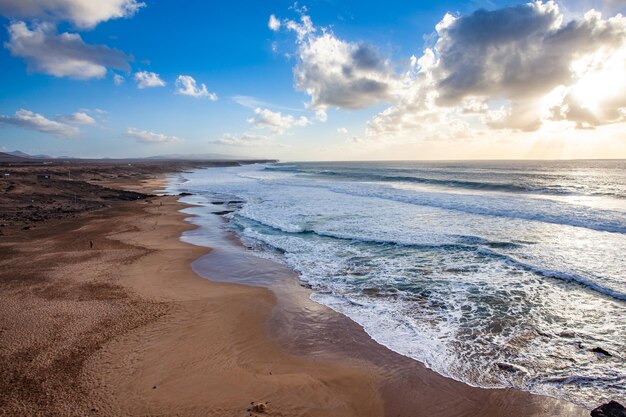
[174,175,590,417]
[0,173,383,416]
[0,171,588,416]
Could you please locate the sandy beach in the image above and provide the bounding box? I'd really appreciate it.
[0,164,589,416]
[3,0,626,413]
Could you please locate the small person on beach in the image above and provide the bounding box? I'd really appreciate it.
[89,240,93,249]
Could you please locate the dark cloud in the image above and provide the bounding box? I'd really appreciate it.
[352,45,383,70]
[435,3,563,104]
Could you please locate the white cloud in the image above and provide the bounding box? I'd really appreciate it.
[434,4,626,131]
[4,21,130,79]
[134,71,166,89]
[246,107,310,134]
[364,48,441,137]
[375,3,626,137]
[461,98,489,114]
[0,109,80,137]
[175,75,217,100]
[211,133,276,147]
[268,14,281,31]
[278,4,626,141]
[1,0,140,81]
[315,108,328,122]
[285,12,314,40]
[275,14,399,112]
[58,111,96,125]
[231,95,305,114]
[232,95,268,109]
[113,73,124,86]
[0,0,145,29]
[337,127,348,134]
[417,3,626,132]
[79,108,107,116]
[125,127,181,144]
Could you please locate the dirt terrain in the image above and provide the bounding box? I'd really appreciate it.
[0,160,266,234]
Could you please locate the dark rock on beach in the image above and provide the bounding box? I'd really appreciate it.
[591,347,612,356]
[496,362,529,374]
[590,401,626,417]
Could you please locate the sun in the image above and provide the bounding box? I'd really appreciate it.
[569,49,626,114]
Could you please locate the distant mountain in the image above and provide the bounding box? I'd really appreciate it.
[7,150,32,158]
[0,152,28,162]
[6,150,56,159]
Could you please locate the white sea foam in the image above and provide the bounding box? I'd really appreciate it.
[173,162,626,408]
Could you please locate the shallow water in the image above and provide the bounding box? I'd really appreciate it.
[168,160,626,408]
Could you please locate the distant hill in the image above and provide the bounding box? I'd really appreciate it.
[6,150,56,159]
[0,152,29,162]
[7,150,31,158]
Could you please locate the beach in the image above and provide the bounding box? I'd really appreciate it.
[2,0,625,413]
[0,163,590,416]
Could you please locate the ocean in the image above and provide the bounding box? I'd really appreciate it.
[169,160,626,408]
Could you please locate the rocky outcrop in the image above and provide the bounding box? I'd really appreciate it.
[591,401,626,417]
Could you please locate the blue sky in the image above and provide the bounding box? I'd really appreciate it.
[1,0,626,160]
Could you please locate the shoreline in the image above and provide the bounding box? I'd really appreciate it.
[1,174,384,416]
[169,174,589,416]
[0,171,589,416]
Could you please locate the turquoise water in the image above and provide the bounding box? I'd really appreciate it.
[171,160,626,408]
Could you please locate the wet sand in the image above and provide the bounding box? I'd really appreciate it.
[0,170,588,416]
[185,196,589,417]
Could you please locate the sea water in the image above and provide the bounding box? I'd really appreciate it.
[169,160,626,408]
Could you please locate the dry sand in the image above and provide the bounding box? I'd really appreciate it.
[0,171,589,416]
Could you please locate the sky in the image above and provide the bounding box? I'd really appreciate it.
[1,0,626,161]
